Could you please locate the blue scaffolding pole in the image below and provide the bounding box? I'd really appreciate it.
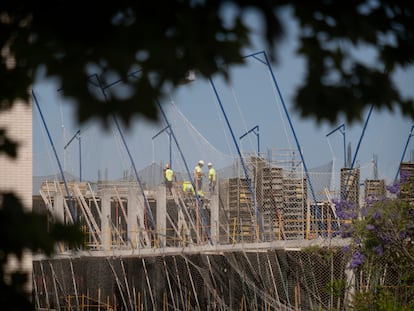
[64,129,82,182]
[240,125,260,155]
[152,125,172,168]
[33,89,76,223]
[209,78,265,240]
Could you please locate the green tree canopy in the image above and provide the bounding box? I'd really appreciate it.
[1,1,413,129]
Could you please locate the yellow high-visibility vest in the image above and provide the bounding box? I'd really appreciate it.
[208,168,216,182]
[165,168,173,181]
[182,181,194,193]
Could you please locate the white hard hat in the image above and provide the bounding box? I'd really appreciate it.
[198,160,204,165]
[208,162,212,166]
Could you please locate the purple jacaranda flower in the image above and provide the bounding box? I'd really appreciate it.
[366,224,375,231]
[335,199,359,220]
[333,199,343,208]
[373,210,382,220]
[339,223,354,238]
[349,211,358,220]
[386,183,400,194]
[400,169,411,183]
[400,231,407,239]
[337,210,351,220]
[373,246,383,256]
[349,251,365,269]
[340,230,353,238]
[334,199,354,211]
[365,196,381,209]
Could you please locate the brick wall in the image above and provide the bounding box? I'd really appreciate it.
[0,98,33,293]
[0,100,33,207]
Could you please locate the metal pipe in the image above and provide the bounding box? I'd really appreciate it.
[240,125,260,155]
[33,89,76,222]
[209,78,265,239]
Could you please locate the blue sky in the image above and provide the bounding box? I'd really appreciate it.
[33,9,414,186]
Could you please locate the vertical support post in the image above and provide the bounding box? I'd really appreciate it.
[128,187,139,248]
[209,78,265,239]
[156,185,167,248]
[54,193,64,223]
[101,192,111,251]
[210,192,219,244]
[54,193,66,252]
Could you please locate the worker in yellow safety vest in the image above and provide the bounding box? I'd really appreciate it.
[182,181,194,194]
[208,162,216,193]
[164,163,174,194]
[194,160,205,195]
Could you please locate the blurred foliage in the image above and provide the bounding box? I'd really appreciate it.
[0,192,83,310]
[352,289,414,311]
[1,1,413,128]
[1,0,414,309]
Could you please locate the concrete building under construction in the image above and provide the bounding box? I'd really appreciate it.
[33,152,409,311]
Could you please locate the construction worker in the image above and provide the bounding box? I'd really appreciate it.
[164,163,174,194]
[208,162,216,193]
[182,181,194,194]
[194,160,205,194]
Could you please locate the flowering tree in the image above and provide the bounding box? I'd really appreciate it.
[336,169,414,310]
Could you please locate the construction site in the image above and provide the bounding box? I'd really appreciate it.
[32,156,412,311]
[31,51,414,310]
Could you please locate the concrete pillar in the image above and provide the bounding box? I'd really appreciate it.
[128,188,139,248]
[156,185,166,247]
[53,193,64,223]
[53,193,66,253]
[101,192,111,251]
[210,193,219,244]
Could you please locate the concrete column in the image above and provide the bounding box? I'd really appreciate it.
[101,192,111,251]
[128,188,139,249]
[53,193,66,253]
[156,185,166,247]
[210,193,219,244]
[53,193,64,223]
